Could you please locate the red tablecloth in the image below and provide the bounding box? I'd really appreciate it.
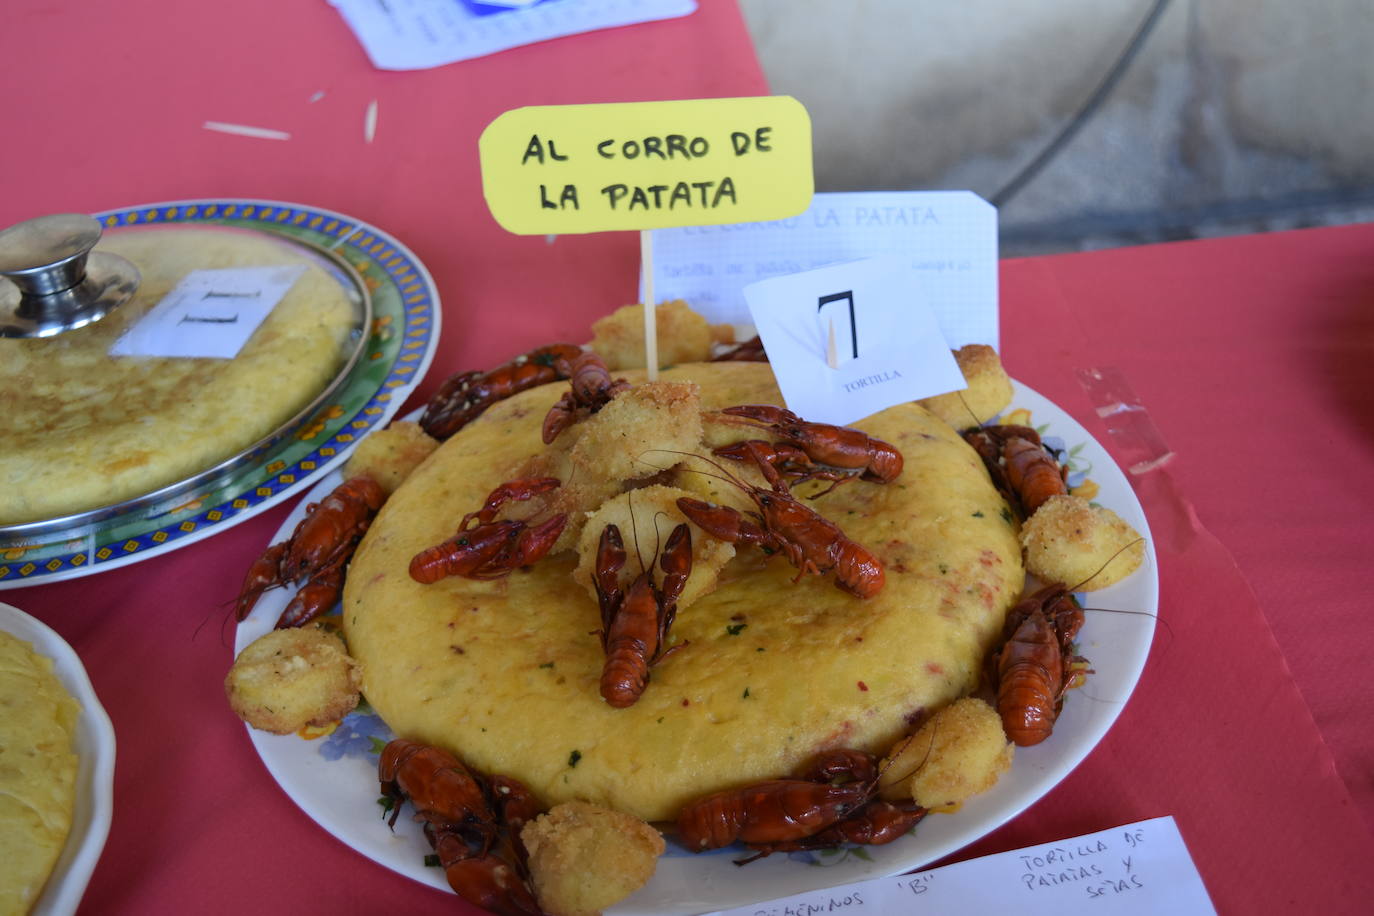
[4,1,1372,913]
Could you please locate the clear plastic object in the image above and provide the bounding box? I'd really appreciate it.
[1076,366,1175,475]
[1076,365,1199,553]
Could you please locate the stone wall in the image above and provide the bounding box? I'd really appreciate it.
[739,0,1374,252]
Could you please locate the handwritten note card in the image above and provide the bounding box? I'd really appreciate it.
[744,257,965,426]
[648,190,997,347]
[330,0,697,71]
[109,265,306,359]
[705,817,1216,916]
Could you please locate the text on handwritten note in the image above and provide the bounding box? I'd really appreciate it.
[479,97,813,235]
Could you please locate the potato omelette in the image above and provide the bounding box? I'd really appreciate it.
[0,227,356,525]
[0,630,80,915]
[343,361,1023,822]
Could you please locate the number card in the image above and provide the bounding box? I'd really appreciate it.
[478,97,814,235]
[108,265,307,359]
[744,256,966,427]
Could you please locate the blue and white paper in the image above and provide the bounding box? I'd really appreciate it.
[459,0,551,15]
[332,0,698,70]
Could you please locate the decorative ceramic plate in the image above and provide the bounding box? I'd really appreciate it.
[0,199,440,589]
[235,383,1158,914]
[0,601,117,916]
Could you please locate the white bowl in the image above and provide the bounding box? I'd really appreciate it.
[0,602,116,916]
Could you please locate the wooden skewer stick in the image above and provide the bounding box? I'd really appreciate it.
[641,229,659,381]
[826,317,840,369]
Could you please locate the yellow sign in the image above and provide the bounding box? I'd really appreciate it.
[478,96,814,235]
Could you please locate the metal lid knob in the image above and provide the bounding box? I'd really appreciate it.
[0,213,140,338]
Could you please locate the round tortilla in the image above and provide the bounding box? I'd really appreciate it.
[344,362,1023,821]
[0,226,356,525]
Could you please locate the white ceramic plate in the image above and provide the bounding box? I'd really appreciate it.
[0,602,117,916]
[0,199,440,590]
[235,382,1158,914]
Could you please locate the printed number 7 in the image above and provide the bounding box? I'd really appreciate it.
[818,290,858,359]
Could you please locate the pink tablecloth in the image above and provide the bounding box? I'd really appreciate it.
[1000,233,1374,839]
[4,1,1372,912]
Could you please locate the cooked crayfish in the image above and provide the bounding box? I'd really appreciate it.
[235,476,386,628]
[379,738,493,833]
[992,583,1090,747]
[409,477,567,583]
[592,521,692,708]
[710,334,768,362]
[420,343,583,440]
[676,747,924,862]
[961,424,1067,518]
[379,739,544,916]
[541,350,631,444]
[713,405,902,493]
[675,444,885,598]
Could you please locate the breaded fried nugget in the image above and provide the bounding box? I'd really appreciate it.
[1020,493,1144,590]
[589,300,713,370]
[225,626,360,734]
[521,801,664,916]
[917,344,1015,428]
[878,697,1013,810]
[342,421,440,496]
[574,485,735,610]
[708,322,738,347]
[530,381,704,553]
[568,381,702,482]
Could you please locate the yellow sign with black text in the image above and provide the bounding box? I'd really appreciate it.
[479,97,814,235]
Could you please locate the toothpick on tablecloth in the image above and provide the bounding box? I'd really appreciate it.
[364,100,378,143]
[202,121,291,141]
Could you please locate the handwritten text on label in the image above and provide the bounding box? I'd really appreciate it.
[479,97,813,235]
[706,816,1215,916]
[648,191,998,339]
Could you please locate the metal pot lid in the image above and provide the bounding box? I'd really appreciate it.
[0,209,374,538]
[0,213,142,338]
[0,199,441,589]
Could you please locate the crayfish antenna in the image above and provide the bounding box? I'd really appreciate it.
[650,509,675,565]
[1065,537,1147,593]
[732,849,771,867]
[956,390,987,429]
[627,489,647,575]
[880,715,942,791]
[202,577,280,645]
[641,448,756,497]
[199,596,241,646]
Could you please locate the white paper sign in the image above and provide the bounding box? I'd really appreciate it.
[109,265,306,359]
[330,0,698,71]
[650,190,998,347]
[744,257,966,426]
[706,816,1216,916]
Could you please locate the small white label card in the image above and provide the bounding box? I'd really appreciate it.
[109,264,307,359]
[650,190,998,347]
[705,816,1216,916]
[744,256,966,426]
